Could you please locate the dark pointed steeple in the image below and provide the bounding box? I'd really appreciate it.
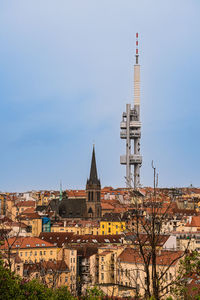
[87,145,101,186]
[86,145,101,219]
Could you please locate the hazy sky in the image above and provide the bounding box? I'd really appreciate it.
[0,1,200,191]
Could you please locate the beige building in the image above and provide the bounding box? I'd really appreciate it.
[23,260,71,289]
[57,246,77,295]
[116,247,183,298]
[98,245,124,296]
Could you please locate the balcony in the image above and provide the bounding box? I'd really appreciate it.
[130,121,141,128]
[120,122,127,129]
[120,155,142,165]
[120,130,141,139]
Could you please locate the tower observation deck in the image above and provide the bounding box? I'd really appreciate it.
[120,33,142,189]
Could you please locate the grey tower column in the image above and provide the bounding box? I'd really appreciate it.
[120,33,142,189]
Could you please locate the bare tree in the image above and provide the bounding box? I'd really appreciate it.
[123,162,191,299]
[0,206,27,271]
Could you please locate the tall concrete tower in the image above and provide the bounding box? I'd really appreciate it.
[120,33,142,189]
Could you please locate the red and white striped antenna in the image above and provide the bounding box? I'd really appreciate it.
[136,32,139,64]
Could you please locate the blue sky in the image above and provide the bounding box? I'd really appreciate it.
[0,1,200,191]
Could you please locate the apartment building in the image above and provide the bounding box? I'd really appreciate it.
[0,236,57,263]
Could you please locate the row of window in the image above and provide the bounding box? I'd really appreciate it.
[20,250,54,257]
[102,231,119,235]
[101,224,124,229]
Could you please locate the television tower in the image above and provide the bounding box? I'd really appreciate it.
[120,33,142,189]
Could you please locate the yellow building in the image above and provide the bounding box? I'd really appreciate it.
[51,220,100,235]
[100,214,126,235]
[0,194,6,215]
[23,260,71,289]
[98,246,124,296]
[18,213,43,236]
[0,236,57,263]
[1,252,24,277]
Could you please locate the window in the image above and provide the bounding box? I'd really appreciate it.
[102,225,104,228]
[35,251,37,256]
[17,265,20,271]
[44,251,46,255]
[50,251,53,255]
[101,273,104,281]
[108,228,111,233]
[116,225,118,229]
[71,250,74,255]
[101,257,104,262]
[25,252,27,257]
[20,252,23,257]
[65,276,68,282]
[71,258,72,263]
[101,265,104,270]
[73,258,75,263]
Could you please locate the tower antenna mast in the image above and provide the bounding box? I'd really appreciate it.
[120,33,142,189]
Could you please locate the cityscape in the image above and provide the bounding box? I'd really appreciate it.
[1,1,200,300]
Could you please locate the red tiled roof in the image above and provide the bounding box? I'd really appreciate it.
[18,213,41,220]
[16,201,36,207]
[24,260,69,273]
[186,216,200,227]
[21,207,35,214]
[39,232,74,247]
[0,237,56,250]
[101,203,115,210]
[118,248,183,266]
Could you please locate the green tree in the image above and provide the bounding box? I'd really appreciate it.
[173,251,200,300]
[0,258,75,300]
[82,286,104,300]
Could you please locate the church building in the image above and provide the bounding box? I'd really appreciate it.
[57,146,102,219]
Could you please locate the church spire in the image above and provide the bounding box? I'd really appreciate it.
[87,145,100,186]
